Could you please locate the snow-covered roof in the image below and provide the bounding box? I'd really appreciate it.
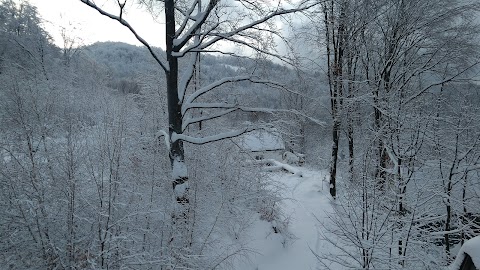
[238,130,285,152]
[449,236,480,270]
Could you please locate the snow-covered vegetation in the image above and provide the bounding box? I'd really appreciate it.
[0,0,479,269]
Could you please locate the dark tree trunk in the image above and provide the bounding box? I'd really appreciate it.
[445,173,453,257]
[347,124,354,178]
[165,0,188,201]
[330,120,340,198]
[324,0,347,199]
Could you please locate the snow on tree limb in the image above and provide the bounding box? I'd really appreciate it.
[156,130,170,151]
[181,75,301,114]
[173,0,200,37]
[169,1,318,65]
[182,108,237,131]
[172,0,219,50]
[182,102,237,112]
[255,159,303,177]
[173,34,296,66]
[183,75,252,107]
[181,105,315,132]
[171,127,254,145]
[190,2,318,51]
[182,101,326,127]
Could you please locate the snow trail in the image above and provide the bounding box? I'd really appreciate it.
[236,167,335,270]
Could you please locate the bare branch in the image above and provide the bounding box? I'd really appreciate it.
[80,0,168,72]
[173,0,220,51]
[182,108,236,131]
[192,3,318,52]
[174,0,200,38]
[183,75,252,107]
[403,61,480,104]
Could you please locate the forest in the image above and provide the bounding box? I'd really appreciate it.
[0,0,479,269]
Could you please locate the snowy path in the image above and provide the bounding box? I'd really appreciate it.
[235,167,334,270]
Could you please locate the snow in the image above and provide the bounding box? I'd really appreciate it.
[156,130,170,151]
[449,236,480,270]
[174,182,189,196]
[172,128,252,144]
[172,158,188,179]
[235,167,338,270]
[239,130,285,152]
[224,64,243,72]
[255,159,303,177]
[1,149,11,162]
[282,151,302,165]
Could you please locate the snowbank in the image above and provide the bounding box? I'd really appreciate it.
[449,236,480,270]
[239,130,285,152]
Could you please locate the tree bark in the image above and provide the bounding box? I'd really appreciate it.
[165,0,188,202]
[330,120,340,198]
[323,0,346,199]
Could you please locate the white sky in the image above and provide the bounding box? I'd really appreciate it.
[28,0,166,48]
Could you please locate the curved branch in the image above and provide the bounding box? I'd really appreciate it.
[156,130,170,151]
[194,3,318,51]
[173,0,220,51]
[182,108,237,131]
[80,0,168,72]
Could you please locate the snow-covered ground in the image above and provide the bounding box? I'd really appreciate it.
[235,167,337,270]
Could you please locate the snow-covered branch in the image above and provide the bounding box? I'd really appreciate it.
[171,127,254,145]
[172,2,317,62]
[192,2,318,52]
[182,101,326,127]
[173,0,200,38]
[183,75,252,107]
[182,108,237,131]
[156,130,170,151]
[182,75,303,114]
[255,159,303,177]
[173,0,219,50]
[182,102,237,112]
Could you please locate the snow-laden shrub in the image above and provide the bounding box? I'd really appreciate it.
[177,139,284,268]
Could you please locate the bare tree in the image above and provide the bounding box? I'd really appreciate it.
[313,0,480,267]
[321,0,359,198]
[80,0,319,251]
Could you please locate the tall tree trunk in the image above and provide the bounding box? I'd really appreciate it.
[323,1,335,198]
[347,121,354,177]
[165,0,188,202]
[346,40,357,181]
[445,152,456,259]
[324,0,347,199]
[165,1,190,257]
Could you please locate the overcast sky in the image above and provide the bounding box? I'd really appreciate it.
[29,0,166,48]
